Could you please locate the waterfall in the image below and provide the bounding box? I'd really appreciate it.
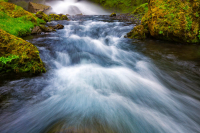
[45,0,109,15]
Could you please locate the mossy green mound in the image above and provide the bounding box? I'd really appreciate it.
[126,25,149,39]
[110,12,116,17]
[0,29,46,73]
[90,0,147,13]
[131,3,148,16]
[0,2,45,37]
[48,14,68,21]
[35,11,50,22]
[128,0,200,43]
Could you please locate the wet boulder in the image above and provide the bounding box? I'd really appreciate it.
[39,25,56,32]
[31,26,42,34]
[54,24,64,29]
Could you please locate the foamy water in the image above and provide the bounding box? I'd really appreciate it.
[0,16,200,133]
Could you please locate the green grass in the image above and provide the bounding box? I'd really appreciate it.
[0,0,8,2]
[0,11,45,36]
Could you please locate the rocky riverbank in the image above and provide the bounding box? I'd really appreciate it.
[0,1,68,74]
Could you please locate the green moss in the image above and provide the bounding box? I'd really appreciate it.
[90,0,148,13]
[129,0,200,43]
[0,29,46,73]
[131,3,148,15]
[126,25,149,39]
[0,54,19,64]
[48,14,68,21]
[0,2,45,37]
[110,12,116,17]
[36,11,50,22]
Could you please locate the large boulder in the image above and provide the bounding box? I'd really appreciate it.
[128,0,200,43]
[0,29,46,73]
[28,2,51,13]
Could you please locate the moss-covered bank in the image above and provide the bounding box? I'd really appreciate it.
[127,0,200,43]
[0,29,46,73]
[89,0,147,13]
[0,1,46,73]
[0,1,45,37]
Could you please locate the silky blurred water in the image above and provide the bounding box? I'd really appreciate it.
[0,16,200,133]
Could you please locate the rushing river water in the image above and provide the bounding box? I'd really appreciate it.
[0,15,200,133]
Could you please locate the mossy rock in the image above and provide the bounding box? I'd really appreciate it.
[110,12,116,17]
[39,25,56,32]
[136,0,200,43]
[0,29,46,73]
[36,11,49,22]
[131,3,148,15]
[60,15,68,20]
[126,25,149,39]
[48,13,68,21]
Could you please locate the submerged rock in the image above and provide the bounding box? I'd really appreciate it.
[0,29,46,73]
[128,0,200,43]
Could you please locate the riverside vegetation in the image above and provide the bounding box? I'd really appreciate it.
[126,0,200,43]
[0,0,68,74]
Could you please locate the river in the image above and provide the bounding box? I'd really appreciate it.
[0,15,200,133]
